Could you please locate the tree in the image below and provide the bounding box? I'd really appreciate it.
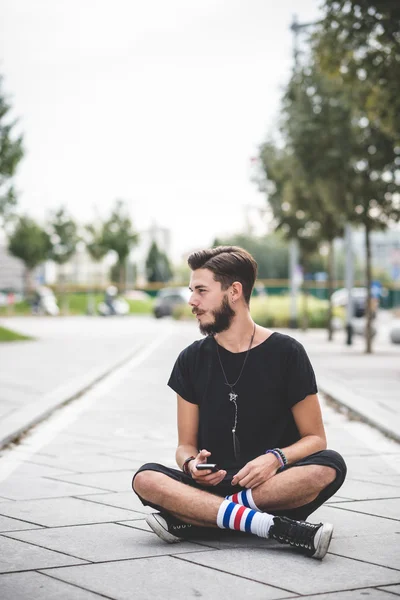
[0,76,24,225]
[315,0,400,141]
[145,241,173,283]
[314,1,400,352]
[47,207,79,267]
[8,216,51,294]
[101,200,139,289]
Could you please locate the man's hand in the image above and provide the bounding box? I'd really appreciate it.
[231,453,280,489]
[190,449,226,486]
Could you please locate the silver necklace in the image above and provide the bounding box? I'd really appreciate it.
[214,322,256,460]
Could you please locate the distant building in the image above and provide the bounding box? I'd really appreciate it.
[0,241,25,292]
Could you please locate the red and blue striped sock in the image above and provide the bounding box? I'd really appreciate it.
[225,489,260,511]
[216,499,274,537]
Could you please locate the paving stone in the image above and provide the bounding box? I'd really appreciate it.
[40,555,291,600]
[5,523,209,562]
[0,475,111,500]
[312,504,400,537]
[329,533,400,571]
[0,571,104,599]
[344,455,400,477]
[177,548,400,594]
[337,478,400,500]
[48,470,133,493]
[378,584,400,595]
[0,535,87,573]
[0,515,41,532]
[27,452,138,473]
[289,589,397,599]
[330,498,400,521]
[0,496,145,527]
[76,491,156,514]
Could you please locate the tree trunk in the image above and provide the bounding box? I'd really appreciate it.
[327,240,334,341]
[365,221,373,354]
[300,255,309,331]
[119,260,125,291]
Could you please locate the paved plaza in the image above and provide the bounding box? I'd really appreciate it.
[0,316,399,599]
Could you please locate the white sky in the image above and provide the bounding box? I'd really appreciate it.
[0,0,322,262]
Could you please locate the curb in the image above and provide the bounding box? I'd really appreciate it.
[0,342,146,451]
[318,376,400,444]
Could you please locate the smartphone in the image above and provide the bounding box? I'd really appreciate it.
[196,463,219,473]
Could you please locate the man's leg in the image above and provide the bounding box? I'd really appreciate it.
[133,468,333,559]
[251,464,336,512]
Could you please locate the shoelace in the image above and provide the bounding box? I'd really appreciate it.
[270,517,320,550]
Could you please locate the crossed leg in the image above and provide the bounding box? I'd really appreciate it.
[133,464,337,526]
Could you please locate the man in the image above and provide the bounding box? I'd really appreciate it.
[132,246,346,560]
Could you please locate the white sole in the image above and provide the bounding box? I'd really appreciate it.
[146,514,182,544]
[313,522,333,559]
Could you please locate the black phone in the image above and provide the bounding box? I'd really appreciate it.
[196,463,219,473]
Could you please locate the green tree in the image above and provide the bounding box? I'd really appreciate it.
[101,200,139,289]
[145,241,173,283]
[0,76,24,225]
[315,0,400,140]
[8,216,51,294]
[314,2,400,351]
[47,207,79,267]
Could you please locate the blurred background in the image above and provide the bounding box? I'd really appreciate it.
[0,0,399,351]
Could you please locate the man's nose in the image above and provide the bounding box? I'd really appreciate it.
[189,293,198,306]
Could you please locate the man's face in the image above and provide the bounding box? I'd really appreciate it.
[189,268,235,335]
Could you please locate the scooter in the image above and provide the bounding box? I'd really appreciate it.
[97,297,130,316]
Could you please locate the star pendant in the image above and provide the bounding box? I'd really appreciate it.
[229,392,238,402]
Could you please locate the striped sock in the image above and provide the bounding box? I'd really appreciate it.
[216,499,274,538]
[225,489,260,511]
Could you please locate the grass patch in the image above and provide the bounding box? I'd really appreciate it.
[0,325,33,342]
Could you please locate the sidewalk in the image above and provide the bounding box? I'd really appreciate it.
[0,316,174,449]
[0,318,399,598]
[286,323,400,443]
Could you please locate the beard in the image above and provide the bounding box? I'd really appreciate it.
[196,294,235,336]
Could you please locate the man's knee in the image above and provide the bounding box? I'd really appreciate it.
[313,465,337,489]
[132,469,163,495]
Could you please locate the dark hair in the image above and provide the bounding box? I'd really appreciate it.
[187,246,258,305]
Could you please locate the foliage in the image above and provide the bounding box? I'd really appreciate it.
[84,222,109,262]
[101,200,139,286]
[0,76,24,225]
[8,216,51,271]
[47,207,79,266]
[145,241,173,283]
[315,0,400,140]
[213,232,291,279]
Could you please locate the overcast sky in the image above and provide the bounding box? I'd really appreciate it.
[0,0,323,261]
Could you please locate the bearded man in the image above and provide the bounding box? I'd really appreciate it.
[132,246,346,560]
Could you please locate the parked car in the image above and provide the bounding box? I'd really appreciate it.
[331,287,377,318]
[153,287,191,318]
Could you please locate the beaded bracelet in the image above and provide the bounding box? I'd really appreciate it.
[265,449,284,468]
[273,447,288,466]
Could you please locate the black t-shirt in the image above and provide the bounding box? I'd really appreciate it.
[168,332,318,470]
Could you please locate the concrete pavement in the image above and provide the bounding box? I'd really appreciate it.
[0,316,399,598]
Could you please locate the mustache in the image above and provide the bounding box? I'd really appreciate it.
[192,309,205,315]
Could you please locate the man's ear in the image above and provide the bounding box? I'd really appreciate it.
[230,281,243,304]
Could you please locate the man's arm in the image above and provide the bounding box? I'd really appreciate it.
[175,394,227,485]
[281,393,327,464]
[175,394,200,470]
[232,394,326,488]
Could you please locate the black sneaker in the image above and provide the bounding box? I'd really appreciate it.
[269,516,333,560]
[146,513,202,543]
